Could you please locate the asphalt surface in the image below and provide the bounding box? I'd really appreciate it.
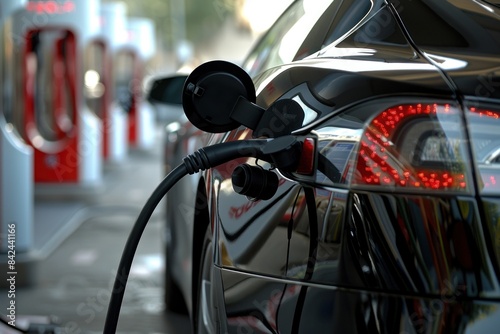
[0,129,192,334]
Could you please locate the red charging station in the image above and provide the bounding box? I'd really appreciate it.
[24,29,80,182]
[87,2,128,163]
[117,17,156,150]
[85,38,110,159]
[11,0,102,187]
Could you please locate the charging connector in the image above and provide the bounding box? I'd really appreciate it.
[103,136,302,334]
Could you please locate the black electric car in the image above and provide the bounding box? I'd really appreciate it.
[149,0,500,333]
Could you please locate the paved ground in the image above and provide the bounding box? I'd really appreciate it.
[0,129,192,334]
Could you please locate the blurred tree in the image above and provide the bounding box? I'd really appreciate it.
[102,0,239,52]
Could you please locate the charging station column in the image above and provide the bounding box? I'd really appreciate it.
[0,0,34,254]
[118,17,156,150]
[12,0,103,189]
[92,2,128,163]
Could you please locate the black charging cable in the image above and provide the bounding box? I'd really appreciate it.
[103,138,304,333]
[291,186,318,334]
[0,316,28,333]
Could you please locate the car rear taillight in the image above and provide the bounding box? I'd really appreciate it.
[467,106,500,195]
[351,103,472,193]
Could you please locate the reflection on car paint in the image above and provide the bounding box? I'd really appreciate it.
[229,178,287,219]
[220,270,500,333]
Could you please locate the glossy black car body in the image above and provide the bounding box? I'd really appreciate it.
[159,0,500,332]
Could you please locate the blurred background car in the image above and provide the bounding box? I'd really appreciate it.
[149,0,500,333]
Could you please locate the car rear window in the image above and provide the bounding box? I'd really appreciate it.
[394,0,500,50]
[242,0,334,77]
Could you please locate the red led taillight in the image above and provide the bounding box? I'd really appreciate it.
[353,103,471,192]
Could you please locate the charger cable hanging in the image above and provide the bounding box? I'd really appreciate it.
[103,138,304,333]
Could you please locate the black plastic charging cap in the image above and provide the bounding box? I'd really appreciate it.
[253,99,305,138]
[183,60,256,133]
[232,164,279,201]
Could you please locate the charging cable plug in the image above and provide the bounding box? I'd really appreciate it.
[104,135,302,334]
[183,135,302,175]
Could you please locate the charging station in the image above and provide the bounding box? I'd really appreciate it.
[11,0,103,188]
[116,17,156,150]
[0,0,34,255]
[88,2,128,163]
